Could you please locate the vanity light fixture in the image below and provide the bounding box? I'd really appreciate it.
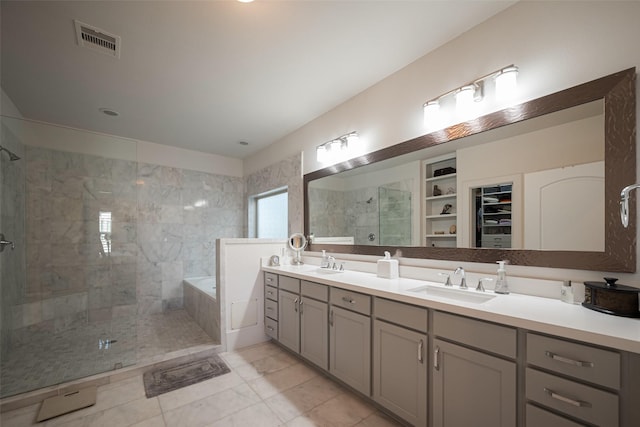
[316,131,359,163]
[423,65,518,128]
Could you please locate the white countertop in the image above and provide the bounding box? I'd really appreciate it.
[263,264,640,354]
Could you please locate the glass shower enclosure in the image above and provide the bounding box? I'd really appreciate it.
[0,116,138,398]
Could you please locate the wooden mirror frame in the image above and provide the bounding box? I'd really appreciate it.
[304,68,637,272]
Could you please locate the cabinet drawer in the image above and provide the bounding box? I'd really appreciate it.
[279,275,300,293]
[264,272,278,287]
[526,404,586,427]
[373,297,427,333]
[301,280,328,302]
[527,333,620,390]
[331,288,371,316]
[265,298,278,321]
[265,285,278,302]
[526,368,618,427]
[265,317,278,340]
[433,311,516,358]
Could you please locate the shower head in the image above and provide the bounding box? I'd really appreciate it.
[0,145,21,161]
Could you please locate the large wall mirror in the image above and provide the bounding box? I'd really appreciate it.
[304,68,636,272]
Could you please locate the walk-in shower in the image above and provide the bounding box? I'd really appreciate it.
[1,115,230,400]
[0,144,21,161]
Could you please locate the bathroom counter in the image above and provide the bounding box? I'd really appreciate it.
[262,264,640,354]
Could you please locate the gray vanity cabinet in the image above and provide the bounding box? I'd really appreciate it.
[300,281,329,370]
[278,288,300,353]
[275,276,329,371]
[432,311,517,427]
[373,298,428,427]
[329,288,372,396]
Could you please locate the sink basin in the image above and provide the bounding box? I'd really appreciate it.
[407,285,496,304]
[315,268,344,275]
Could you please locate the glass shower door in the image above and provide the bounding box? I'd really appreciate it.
[378,186,412,246]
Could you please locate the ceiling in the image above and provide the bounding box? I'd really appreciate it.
[1,1,515,159]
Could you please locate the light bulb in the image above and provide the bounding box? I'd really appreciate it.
[495,66,518,101]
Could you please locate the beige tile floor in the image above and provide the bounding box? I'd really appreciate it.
[0,341,405,427]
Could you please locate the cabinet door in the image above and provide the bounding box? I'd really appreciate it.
[373,320,427,426]
[300,297,328,370]
[278,289,300,353]
[330,306,371,396]
[432,338,516,427]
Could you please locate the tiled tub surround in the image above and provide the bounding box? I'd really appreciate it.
[1,145,244,398]
[183,277,220,343]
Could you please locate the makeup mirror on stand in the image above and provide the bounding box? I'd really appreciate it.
[288,233,308,265]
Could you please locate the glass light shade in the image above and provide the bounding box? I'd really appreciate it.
[330,139,343,152]
[316,145,328,163]
[455,85,477,118]
[495,66,518,101]
[423,100,440,128]
[346,133,359,145]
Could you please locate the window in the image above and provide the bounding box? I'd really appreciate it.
[253,188,288,239]
[99,211,112,255]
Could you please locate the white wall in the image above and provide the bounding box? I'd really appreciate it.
[245,2,640,177]
[243,1,640,287]
[217,238,287,351]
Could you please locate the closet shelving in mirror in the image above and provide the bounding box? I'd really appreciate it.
[422,153,458,247]
[476,184,512,248]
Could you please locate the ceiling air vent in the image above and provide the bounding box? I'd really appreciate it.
[74,20,121,58]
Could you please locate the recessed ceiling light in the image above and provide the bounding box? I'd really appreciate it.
[238,141,249,146]
[99,108,120,117]
[238,0,254,3]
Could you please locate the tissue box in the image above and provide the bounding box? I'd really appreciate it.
[377,259,399,279]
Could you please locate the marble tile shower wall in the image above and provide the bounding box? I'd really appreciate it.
[11,146,244,345]
[307,187,347,239]
[137,163,244,315]
[18,146,139,346]
[0,122,26,361]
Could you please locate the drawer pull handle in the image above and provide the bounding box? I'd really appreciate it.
[299,300,303,315]
[341,296,356,304]
[266,306,273,310]
[294,298,298,312]
[545,351,594,368]
[266,277,273,283]
[543,388,592,408]
[418,340,424,364]
[329,310,334,326]
[266,326,275,331]
[434,346,440,371]
[266,291,274,295]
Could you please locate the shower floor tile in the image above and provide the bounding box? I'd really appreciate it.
[0,309,214,399]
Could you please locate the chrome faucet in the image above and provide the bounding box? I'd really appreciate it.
[438,272,452,287]
[453,267,467,289]
[476,278,493,292]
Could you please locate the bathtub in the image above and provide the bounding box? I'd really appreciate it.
[183,277,220,343]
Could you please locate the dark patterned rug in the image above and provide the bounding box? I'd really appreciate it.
[143,354,230,398]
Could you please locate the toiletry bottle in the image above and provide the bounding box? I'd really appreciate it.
[321,250,329,268]
[495,260,509,294]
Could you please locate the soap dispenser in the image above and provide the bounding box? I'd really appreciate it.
[321,250,330,268]
[495,260,509,294]
[377,251,399,279]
